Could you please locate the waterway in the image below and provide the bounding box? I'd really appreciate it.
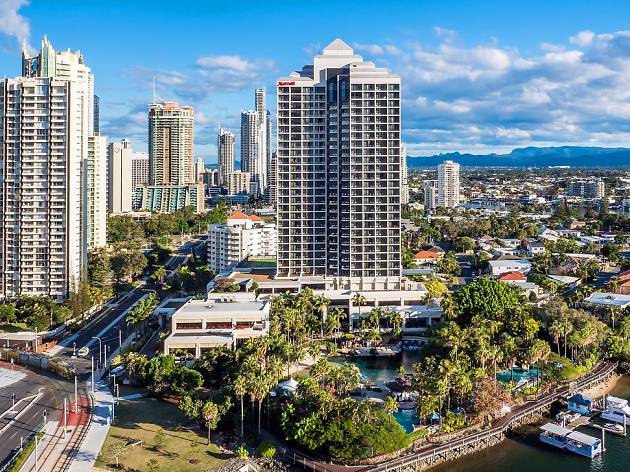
[432,376,630,472]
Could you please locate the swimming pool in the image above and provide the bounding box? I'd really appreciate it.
[496,367,540,384]
[394,408,419,433]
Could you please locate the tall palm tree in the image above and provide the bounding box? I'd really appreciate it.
[558,317,574,358]
[351,293,367,331]
[233,376,246,440]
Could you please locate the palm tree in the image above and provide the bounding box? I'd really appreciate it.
[313,295,330,338]
[351,293,367,330]
[202,401,220,445]
[558,317,574,358]
[609,306,621,329]
[367,307,383,332]
[549,320,563,355]
[609,276,620,294]
[384,396,399,423]
[441,323,467,362]
[233,376,246,440]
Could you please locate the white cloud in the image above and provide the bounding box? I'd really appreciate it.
[391,28,630,154]
[570,30,595,47]
[196,55,256,71]
[353,43,385,55]
[0,0,31,51]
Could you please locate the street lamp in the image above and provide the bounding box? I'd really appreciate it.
[73,342,76,356]
[92,336,102,369]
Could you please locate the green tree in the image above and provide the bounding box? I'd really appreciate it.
[202,401,221,445]
[0,303,16,324]
[169,366,203,396]
[437,252,461,276]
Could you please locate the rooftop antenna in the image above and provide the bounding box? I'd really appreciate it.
[152,75,156,103]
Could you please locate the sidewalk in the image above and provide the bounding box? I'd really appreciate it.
[18,421,56,472]
[68,379,114,471]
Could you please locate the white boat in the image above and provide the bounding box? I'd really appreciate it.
[601,396,630,424]
[603,422,624,432]
[601,407,630,424]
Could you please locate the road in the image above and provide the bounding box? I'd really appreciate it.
[0,364,79,467]
[51,237,207,373]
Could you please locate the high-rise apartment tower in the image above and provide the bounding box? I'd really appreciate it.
[276,39,401,290]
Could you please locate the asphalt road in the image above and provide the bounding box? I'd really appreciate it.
[0,366,77,466]
[54,237,206,373]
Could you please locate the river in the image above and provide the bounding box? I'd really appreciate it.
[431,376,630,472]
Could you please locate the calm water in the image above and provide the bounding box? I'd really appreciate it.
[432,376,630,472]
[334,350,424,382]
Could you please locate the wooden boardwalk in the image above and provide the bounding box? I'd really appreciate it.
[288,362,618,472]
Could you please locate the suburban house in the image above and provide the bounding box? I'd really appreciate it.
[526,241,546,256]
[613,269,630,295]
[585,292,630,310]
[414,246,445,266]
[488,259,532,276]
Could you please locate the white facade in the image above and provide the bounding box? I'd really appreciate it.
[217,128,235,185]
[193,157,205,182]
[276,39,402,290]
[225,170,251,195]
[0,38,95,300]
[567,179,605,199]
[207,212,277,272]
[488,260,532,276]
[240,88,269,197]
[131,151,149,194]
[437,160,460,208]
[0,76,84,300]
[107,139,133,214]
[163,293,270,356]
[86,135,108,248]
[423,180,438,210]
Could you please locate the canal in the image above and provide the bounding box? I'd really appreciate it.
[432,376,630,472]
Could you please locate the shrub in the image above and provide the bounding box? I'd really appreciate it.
[258,440,277,459]
[235,445,249,458]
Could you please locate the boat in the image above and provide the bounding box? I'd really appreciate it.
[604,422,624,432]
[539,423,603,458]
[600,396,630,424]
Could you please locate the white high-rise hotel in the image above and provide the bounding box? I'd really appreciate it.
[241,89,271,197]
[0,37,105,299]
[276,39,401,290]
[437,160,460,208]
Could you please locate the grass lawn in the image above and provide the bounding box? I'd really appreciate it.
[238,258,277,268]
[0,322,31,333]
[95,397,231,471]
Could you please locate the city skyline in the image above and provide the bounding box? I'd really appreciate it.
[2,1,630,162]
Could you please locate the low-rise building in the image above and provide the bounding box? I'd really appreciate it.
[414,246,445,265]
[585,292,630,310]
[163,292,270,357]
[207,212,277,272]
[133,183,204,213]
[488,259,532,276]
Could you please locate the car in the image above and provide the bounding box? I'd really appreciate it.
[77,346,90,357]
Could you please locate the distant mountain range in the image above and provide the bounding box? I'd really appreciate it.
[407,146,630,168]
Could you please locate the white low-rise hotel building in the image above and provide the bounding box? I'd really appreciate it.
[207,212,277,272]
[163,292,270,357]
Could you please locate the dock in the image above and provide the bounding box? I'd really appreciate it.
[586,422,627,437]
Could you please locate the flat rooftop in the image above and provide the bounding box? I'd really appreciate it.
[173,299,269,320]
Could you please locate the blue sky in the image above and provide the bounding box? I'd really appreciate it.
[1,0,630,162]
